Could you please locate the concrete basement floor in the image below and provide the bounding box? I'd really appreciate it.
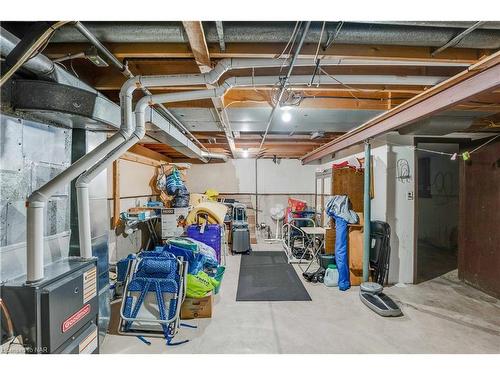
[101,243,500,354]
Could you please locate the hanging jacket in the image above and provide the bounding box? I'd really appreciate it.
[325,195,359,224]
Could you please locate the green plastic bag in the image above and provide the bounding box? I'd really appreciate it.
[186,271,220,298]
[213,266,225,294]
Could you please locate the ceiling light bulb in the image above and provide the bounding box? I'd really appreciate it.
[281,105,293,111]
[242,149,249,158]
[281,111,292,123]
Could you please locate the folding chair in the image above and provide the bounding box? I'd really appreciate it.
[118,250,194,346]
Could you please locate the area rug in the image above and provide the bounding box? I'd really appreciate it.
[236,251,311,301]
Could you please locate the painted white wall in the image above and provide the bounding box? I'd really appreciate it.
[186,158,317,194]
[257,159,317,193]
[106,160,158,263]
[318,134,416,284]
[185,158,318,238]
[386,135,415,284]
[185,159,254,193]
[107,159,157,198]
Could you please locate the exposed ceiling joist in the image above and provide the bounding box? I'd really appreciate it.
[182,21,236,158]
[302,51,500,164]
[181,21,211,72]
[5,21,498,163]
[128,143,172,163]
[43,42,490,63]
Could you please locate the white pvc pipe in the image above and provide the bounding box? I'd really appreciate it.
[75,89,223,260]
[221,74,447,87]
[76,186,91,259]
[70,51,227,264]
[75,135,143,259]
[26,122,134,282]
[26,132,129,282]
[26,202,44,282]
[138,73,448,109]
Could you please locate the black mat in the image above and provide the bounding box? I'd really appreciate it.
[236,251,311,301]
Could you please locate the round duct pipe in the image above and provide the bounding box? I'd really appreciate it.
[201,151,229,162]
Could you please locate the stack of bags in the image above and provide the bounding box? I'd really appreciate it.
[164,237,225,298]
[156,166,190,208]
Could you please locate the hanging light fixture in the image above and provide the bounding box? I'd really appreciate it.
[281,111,292,123]
[281,105,292,123]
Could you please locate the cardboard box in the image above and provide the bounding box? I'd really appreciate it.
[180,294,212,319]
[348,224,364,286]
[356,212,364,225]
[161,207,189,238]
[325,227,335,254]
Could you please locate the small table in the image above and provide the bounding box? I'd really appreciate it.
[300,227,326,272]
[124,214,161,250]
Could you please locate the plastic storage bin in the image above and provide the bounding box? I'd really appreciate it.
[324,264,339,287]
[319,254,335,269]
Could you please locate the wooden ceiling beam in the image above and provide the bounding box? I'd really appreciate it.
[182,21,236,158]
[127,143,172,163]
[141,139,339,159]
[44,42,490,63]
[95,63,462,79]
[235,141,339,147]
[121,152,164,166]
[181,21,212,72]
[302,51,500,163]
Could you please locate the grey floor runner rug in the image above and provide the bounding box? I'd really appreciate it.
[236,251,312,301]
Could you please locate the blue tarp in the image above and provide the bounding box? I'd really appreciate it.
[334,216,350,291]
[163,244,218,275]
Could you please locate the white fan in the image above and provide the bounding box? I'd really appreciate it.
[266,204,285,242]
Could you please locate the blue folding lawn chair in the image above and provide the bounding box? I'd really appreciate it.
[118,250,195,346]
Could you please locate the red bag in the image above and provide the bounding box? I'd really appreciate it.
[288,198,307,212]
[285,198,307,223]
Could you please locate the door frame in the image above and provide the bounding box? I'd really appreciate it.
[412,136,471,284]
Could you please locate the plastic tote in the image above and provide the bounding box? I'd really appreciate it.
[324,264,339,287]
